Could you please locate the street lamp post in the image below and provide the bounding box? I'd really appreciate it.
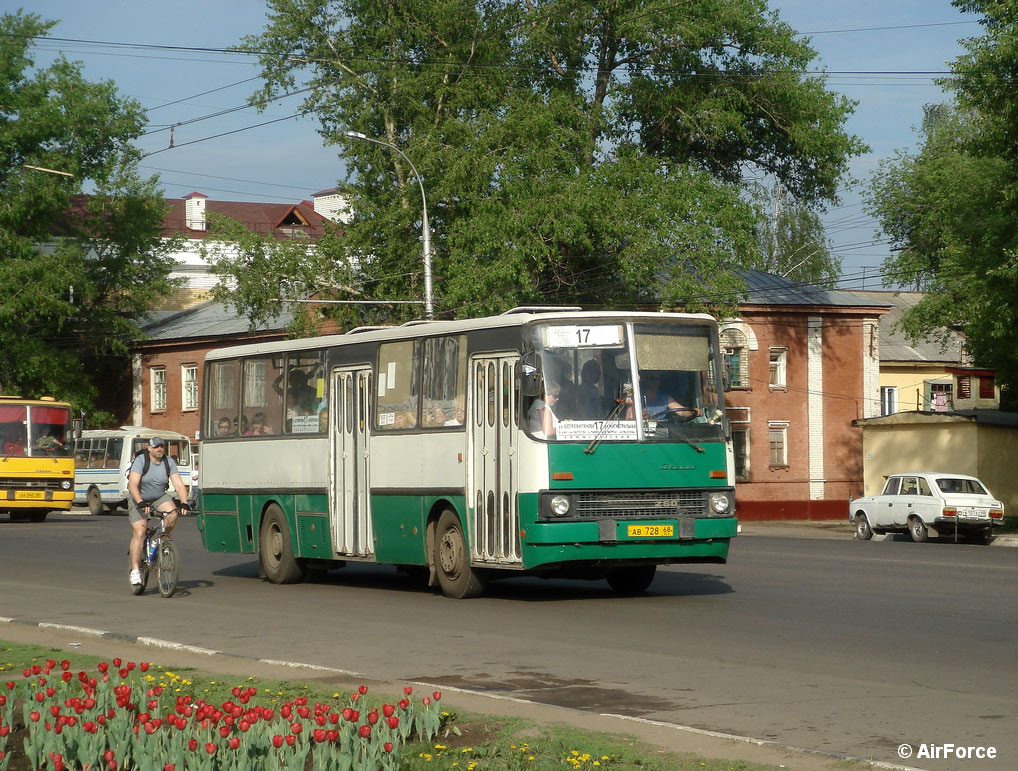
[345,131,434,320]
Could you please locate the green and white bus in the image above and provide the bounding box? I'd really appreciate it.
[196,308,737,598]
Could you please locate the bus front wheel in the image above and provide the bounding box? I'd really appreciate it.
[606,565,656,594]
[434,509,485,599]
[259,505,304,584]
[87,488,103,517]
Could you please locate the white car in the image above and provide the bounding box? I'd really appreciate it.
[850,472,1004,544]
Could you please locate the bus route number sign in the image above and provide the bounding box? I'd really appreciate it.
[543,325,623,348]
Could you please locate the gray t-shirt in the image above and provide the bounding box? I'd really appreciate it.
[131,453,179,502]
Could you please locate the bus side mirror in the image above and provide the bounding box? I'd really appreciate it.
[520,352,542,396]
[72,418,84,440]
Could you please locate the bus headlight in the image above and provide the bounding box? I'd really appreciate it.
[709,492,731,514]
[61,480,72,490]
[550,495,571,517]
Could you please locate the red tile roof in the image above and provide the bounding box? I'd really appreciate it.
[162,197,334,240]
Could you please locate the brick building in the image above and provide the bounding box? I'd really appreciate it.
[721,271,889,520]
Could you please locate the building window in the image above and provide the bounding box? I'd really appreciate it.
[768,348,787,388]
[732,429,749,481]
[979,376,995,400]
[721,328,749,388]
[957,375,971,400]
[768,421,788,467]
[150,368,166,412]
[181,365,198,411]
[929,382,952,411]
[880,386,898,416]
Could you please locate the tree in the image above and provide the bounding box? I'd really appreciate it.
[0,12,180,419]
[748,183,841,287]
[863,0,1018,400]
[217,0,862,325]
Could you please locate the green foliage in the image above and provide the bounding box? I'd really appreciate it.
[0,11,180,415]
[747,182,841,288]
[864,0,1018,395]
[219,0,862,325]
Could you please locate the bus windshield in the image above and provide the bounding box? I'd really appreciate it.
[525,320,725,443]
[0,403,73,458]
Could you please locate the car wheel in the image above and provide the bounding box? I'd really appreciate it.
[908,516,928,543]
[855,513,874,541]
[87,487,103,517]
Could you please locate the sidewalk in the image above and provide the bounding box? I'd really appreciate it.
[737,518,1018,546]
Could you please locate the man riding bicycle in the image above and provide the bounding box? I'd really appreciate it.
[126,437,189,587]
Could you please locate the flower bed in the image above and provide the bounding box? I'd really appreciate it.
[0,657,445,771]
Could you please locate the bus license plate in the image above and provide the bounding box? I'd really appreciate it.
[627,524,674,538]
[19,491,45,500]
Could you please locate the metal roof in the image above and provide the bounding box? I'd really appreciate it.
[140,301,292,342]
[840,290,966,364]
[738,269,889,308]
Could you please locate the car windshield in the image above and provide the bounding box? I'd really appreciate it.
[524,320,725,443]
[936,477,988,495]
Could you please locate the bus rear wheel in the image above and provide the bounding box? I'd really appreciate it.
[434,509,485,599]
[259,505,304,584]
[606,565,657,594]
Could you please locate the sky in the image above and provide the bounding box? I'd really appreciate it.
[11,0,984,292]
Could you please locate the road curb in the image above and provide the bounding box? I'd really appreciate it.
[0,615,920,771]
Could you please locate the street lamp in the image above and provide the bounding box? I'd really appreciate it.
[345,130,434,320]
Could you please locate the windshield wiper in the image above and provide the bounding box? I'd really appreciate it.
[584,386,631,455]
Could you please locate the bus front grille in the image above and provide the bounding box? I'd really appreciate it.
[573,492,706,519]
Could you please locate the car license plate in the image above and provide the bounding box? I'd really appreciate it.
[19,491,45,500]
[958,508,985,519]
[627,524,674,538]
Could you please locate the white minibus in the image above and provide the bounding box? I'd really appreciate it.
[73,428,193,515]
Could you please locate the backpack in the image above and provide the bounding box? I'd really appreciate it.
[126,449,170,488]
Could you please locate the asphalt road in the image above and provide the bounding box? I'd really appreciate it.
[1,510,1015,770]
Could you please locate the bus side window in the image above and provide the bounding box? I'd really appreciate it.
[376,341,419,431]
[89,439,106,469]
[106,438,123,469]
[74,440,90,468]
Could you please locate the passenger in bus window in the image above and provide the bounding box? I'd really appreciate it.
[577,359,606,418]
[528,379,561,439]
[1,428,25,455]
[445,400,465,426]
[628,372,698,420]
[245,412,273,435]
[217,417,235,437]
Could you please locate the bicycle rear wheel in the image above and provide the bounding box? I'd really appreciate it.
[157,540,179,597]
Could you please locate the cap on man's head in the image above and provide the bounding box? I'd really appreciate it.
[149,437,165,447]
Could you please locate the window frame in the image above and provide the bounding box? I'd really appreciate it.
[768,347,787,389]
[768,420,788,468]
[150,367,167,413]
[721,328,749,389]
[181,364,199,412]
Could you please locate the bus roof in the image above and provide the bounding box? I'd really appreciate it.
[204,309,719,361]
[79,427,192,441]
[0,396,72,407]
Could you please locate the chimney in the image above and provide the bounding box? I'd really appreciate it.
[312,188,353,224]
[184,192,208,231]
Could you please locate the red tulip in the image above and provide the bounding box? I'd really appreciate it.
[62,672,72,683]
[387,716,399,729]
[205,743,217,755]
[358,685,368,695]
[239,720,250,732]
[422,697,431,706]
[290,722,302,735]
[112,658,121,667]
[382,704,395,717]
[98,662,109,674]
[433,691,442,701]
[228,737,240,750]
[313,728,326,742]
[104,750,115,763]
[297,705,310,719]
[350,692,359,702]
[368,711,379,725]
[32,665,42,675]
[384,742,394,753]
[165,765,175,771]
[359,725,371,739]
[272,735,284,749]
[285,735,296,747]
[140,662,150,672]
[4,681,14,690]
[188,739,198,752]
[219,726,231,739]
[60,660,70,671]
[127,662,136,671]
[0,725,10,738]
[404,686,413,695]
[398,699,410,710]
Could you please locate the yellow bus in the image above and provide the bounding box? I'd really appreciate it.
[0,396,76,522]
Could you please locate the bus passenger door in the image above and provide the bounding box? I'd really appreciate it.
[331,367,374,557]
[469,355,521,565]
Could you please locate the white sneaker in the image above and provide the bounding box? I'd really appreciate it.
[129,569,142,585]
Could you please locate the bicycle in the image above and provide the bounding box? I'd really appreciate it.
[131,503,188,597]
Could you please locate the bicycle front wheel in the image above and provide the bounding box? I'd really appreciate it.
[156,540,179,597]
